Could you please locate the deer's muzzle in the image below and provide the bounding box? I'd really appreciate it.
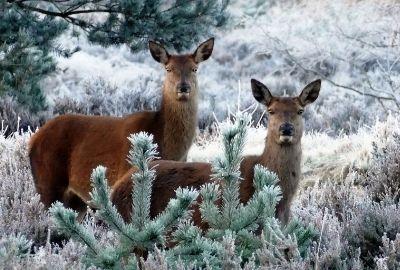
[176,83,191,101]
[279,123,294,144]
[279,123,294,136]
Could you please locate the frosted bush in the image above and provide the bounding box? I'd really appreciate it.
[0,238,96,270]
[374,233,400,270]
[53,76,161,117]
[0,96,48,137]
[53,97,85,115]
[294,176,400,269]
[345,199,400,268]
[362,130,400,202]
[0,131,49,244]
[294,116,400,268]
[293,184,390,269]
[304,94,377,135]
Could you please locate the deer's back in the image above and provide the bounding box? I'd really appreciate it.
[111,160,213,223]
[29,112,160,202]
[111,156,263,225]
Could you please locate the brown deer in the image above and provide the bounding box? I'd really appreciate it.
[111,78,321,225]
[29,38,214,212]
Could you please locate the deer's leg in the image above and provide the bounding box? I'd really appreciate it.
[31,151,69,208]
[62,189,89,220]
[276,200,291,225]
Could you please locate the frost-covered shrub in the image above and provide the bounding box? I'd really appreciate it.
[305,94,377,135]
[294,182,360,269]
[0,96,48,136]
[298,180,357,222]
[363,133,400,202]
[52,77,161,117]
[0,131,49,244]
[345,199,400,268]
[0,238,95,270]
[375,233,400,270]
[295,179,400,269]
[53,97,85,115]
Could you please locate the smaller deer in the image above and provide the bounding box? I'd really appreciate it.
[111,79,321,225]
[29,38,214,213]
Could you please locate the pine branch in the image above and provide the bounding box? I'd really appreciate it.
[15,2,115,17]
[252,165,279,191]
[154,187,199,231]
[127,132,158,231]
[89,166,139,247]
[10,0,230,52]
[213,114,250,229]
[199,183,222,228]
[50,202,99,257]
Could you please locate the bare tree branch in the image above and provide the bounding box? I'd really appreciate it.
[263,33,398,106]
[283,46,396,101]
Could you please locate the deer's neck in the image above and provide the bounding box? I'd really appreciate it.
[259,134,302,198]
[158,85,198,160]
[261,135,302,172]
[240,134,302,204]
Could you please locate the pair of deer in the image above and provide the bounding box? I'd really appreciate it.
[29,38,321,225]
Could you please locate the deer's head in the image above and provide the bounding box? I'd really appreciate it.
[149,38,214,102]
[251,79,321,145]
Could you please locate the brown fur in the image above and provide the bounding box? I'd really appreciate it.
[111,79,321,225]
[29,38,215,211]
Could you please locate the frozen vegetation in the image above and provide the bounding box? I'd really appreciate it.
[1,0,400,268]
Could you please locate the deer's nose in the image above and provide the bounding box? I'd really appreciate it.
[279,123,294,136]
[177,83,191,93]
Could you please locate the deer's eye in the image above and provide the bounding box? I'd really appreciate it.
[298,109,304,115]
[268,110,275,115]
[192,67,198,72]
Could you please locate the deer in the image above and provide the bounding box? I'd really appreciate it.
[111,78,321,225]
[29,38,215,214]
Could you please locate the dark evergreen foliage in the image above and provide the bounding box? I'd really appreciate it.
[9,0,230,52]
[0,2,68,112]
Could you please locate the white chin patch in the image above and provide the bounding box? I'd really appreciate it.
[279,136,293,144]
[177,92,190,101]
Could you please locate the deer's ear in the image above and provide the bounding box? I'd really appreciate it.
[251,79,273,106]
[193,38,214,63]
[149,41,170,64]
[298,79,321,106]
